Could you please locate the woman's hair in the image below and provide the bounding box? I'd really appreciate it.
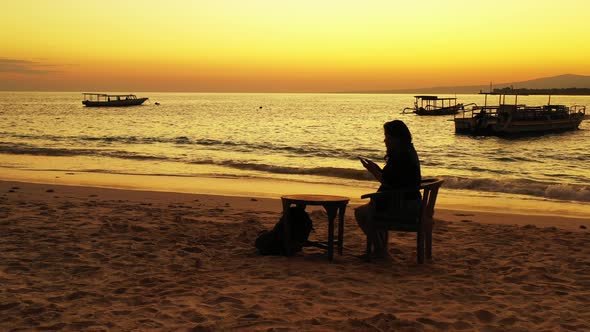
[384,120,412,145]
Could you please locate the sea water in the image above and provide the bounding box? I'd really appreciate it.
[1,92,589,215]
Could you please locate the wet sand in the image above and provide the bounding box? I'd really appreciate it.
[1,180,589,331]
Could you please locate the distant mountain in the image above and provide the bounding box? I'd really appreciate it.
[350,74,590,94]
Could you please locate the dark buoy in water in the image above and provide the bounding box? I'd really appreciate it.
[259,106,263,109]
[155,102,160,106]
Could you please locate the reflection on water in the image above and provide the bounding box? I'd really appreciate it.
[0,92,589,204]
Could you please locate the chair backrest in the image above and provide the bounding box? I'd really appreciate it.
[418,178,444,230]
[367,178,444,229]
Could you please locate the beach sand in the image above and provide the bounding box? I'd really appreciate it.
[1,180,589,331]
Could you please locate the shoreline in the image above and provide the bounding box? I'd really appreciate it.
[1,178,588,232]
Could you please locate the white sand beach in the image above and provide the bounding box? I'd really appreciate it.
[1,180,589,331]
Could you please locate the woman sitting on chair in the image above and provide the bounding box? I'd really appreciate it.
[355,120,421,258]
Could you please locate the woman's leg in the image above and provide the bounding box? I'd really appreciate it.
[356,203,389,256]
[354,203,371,235]
[374,230,389,256]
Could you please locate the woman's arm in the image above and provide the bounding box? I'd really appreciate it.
[360,158,383,182]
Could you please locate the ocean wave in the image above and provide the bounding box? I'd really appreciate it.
[189,159,590,202]
[441,176,590,202]
[191,159,376,181]
[0,142,168,161]
[0,132,372,160]
[1,141,589,202]
[1,142,588,202]
[245,165,588,202]
[491,156,537,162]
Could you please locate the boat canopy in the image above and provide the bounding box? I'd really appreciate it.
[414,95,457,101]
[83,93,138,98]
[82,93,140,102]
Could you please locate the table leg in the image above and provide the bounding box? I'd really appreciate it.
[337,205,346,255]
[325,206,337,262]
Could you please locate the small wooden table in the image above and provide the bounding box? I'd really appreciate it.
[281,194,349,261]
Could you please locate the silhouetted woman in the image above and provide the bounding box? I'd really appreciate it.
[355,120,421,257]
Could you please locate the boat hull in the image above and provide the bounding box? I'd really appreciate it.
[414,104,461,116]
[454,115,583,136]
[82,98,148,107]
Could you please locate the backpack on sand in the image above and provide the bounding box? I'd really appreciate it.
[255,206,313,256]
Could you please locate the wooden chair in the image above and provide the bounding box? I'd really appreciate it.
[361,178,443,264]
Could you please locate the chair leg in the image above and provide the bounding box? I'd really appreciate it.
[417,230,425,264]
[426,230,432,259]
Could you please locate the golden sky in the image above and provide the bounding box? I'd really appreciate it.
[1,0,589,92]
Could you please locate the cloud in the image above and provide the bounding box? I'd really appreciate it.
[0,58,61,75]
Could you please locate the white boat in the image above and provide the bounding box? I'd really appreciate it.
[82,93,148,107]
[403,95,464,116]
[454,93,586,135]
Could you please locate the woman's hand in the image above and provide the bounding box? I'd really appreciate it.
[359,157,382,182]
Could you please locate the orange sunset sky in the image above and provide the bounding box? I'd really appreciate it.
[1,0,589,92]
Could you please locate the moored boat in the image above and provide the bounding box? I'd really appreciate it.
[454,93,586,136]
[82,93,148,107]
[403,95,464,116]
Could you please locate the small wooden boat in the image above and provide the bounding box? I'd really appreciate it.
[82,93,148,107]
[454,93,586,136]
[403,95,464,116]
